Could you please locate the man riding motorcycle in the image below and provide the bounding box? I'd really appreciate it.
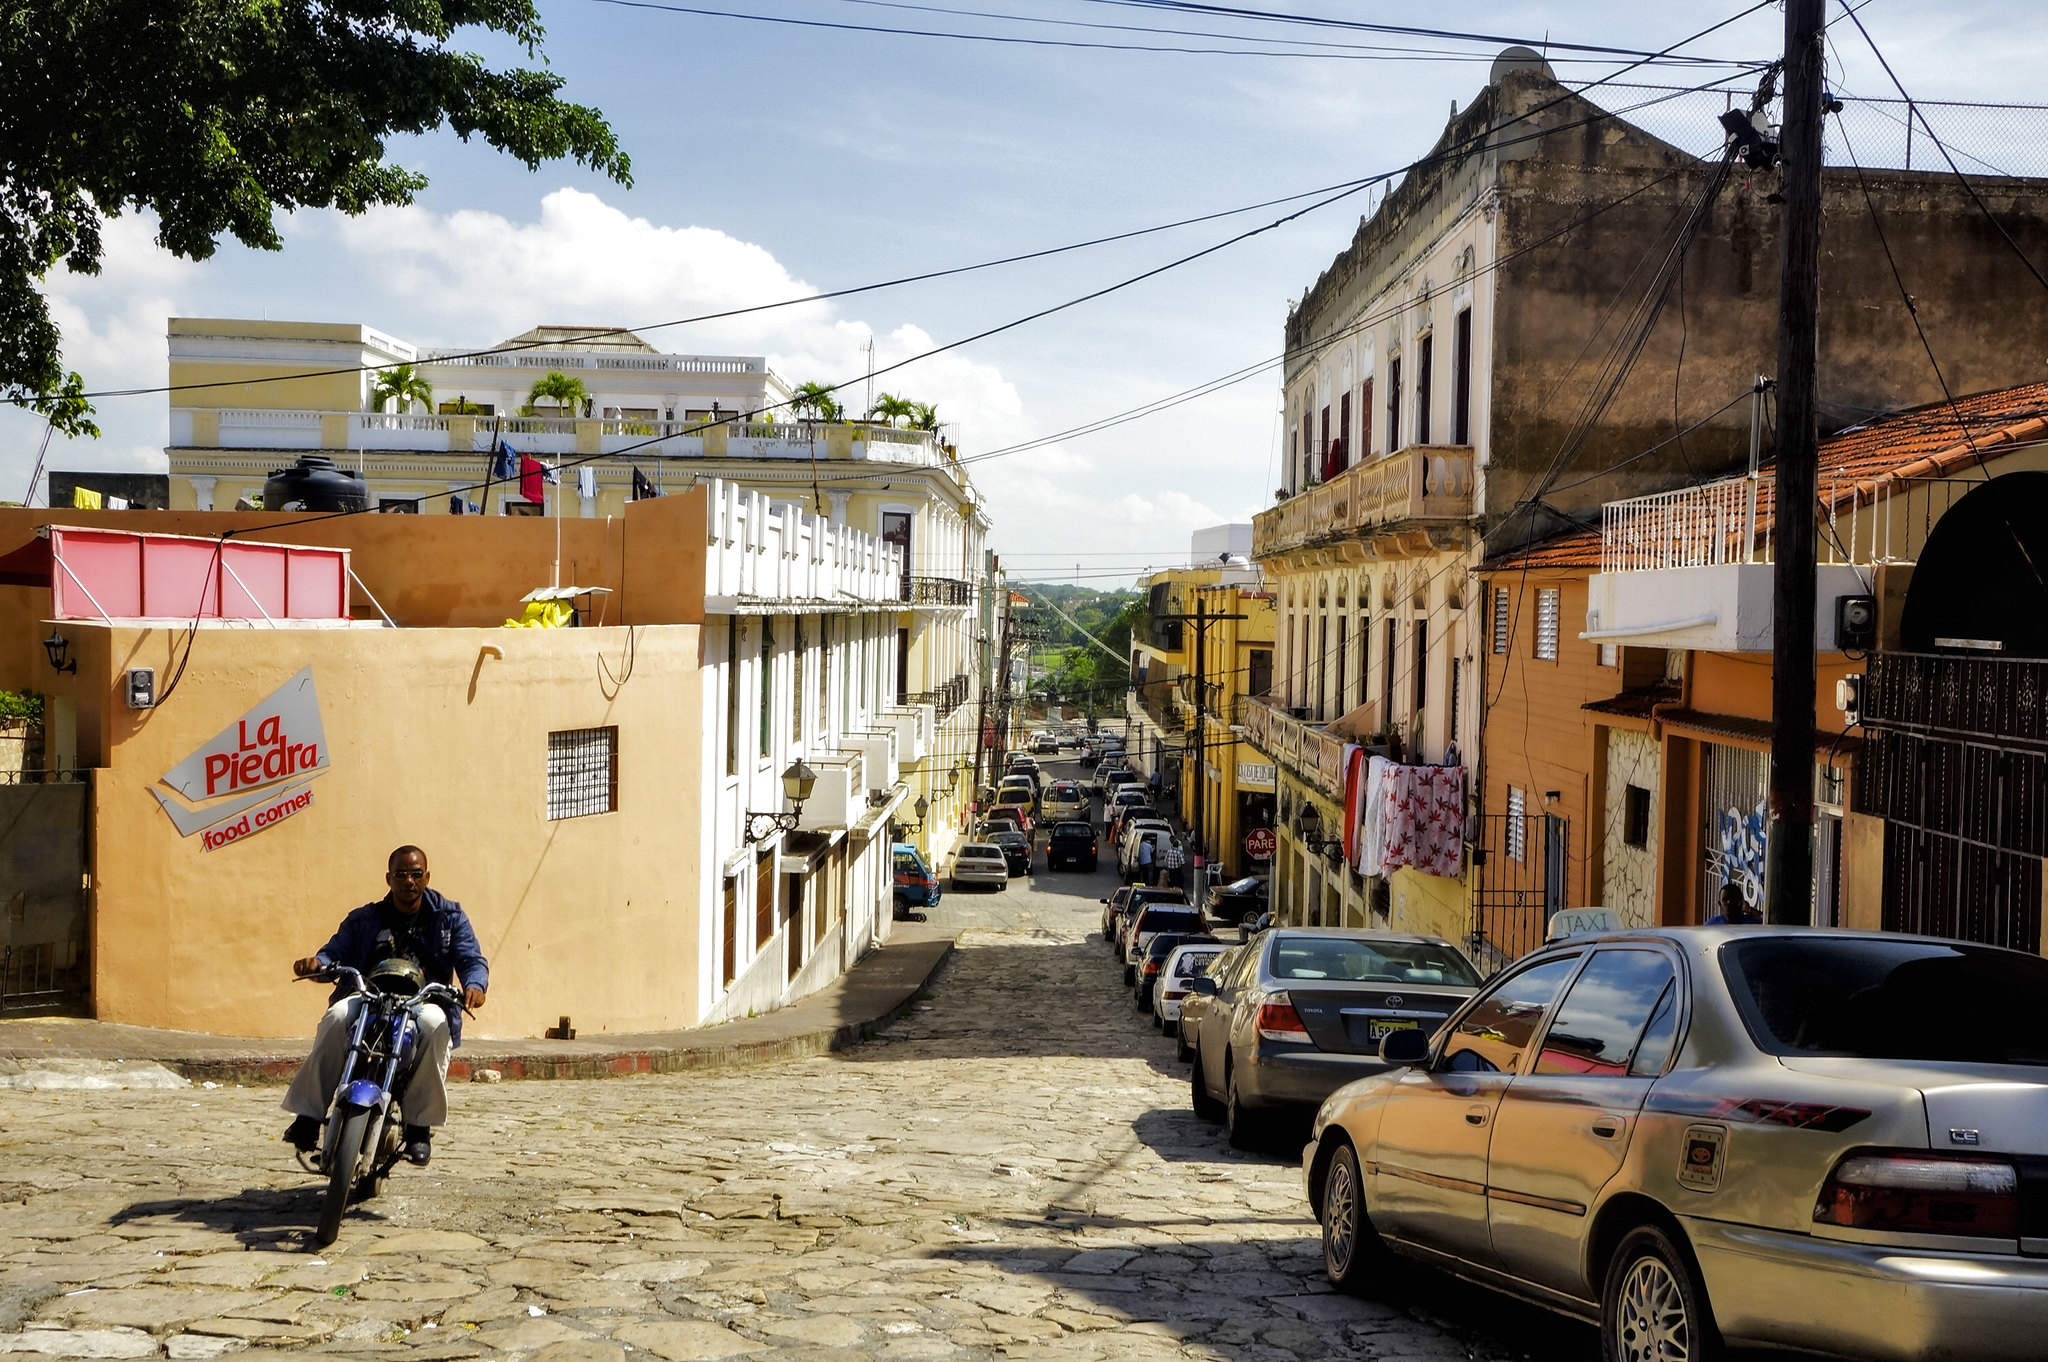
[281,845,488,1166]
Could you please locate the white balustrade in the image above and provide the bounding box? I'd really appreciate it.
[1600,474,1768,574]
[704,478,903,609]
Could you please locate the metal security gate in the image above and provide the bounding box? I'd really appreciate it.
[1472,813,1568,974]
[0,777,90,1016]
[1702,744,1769,915]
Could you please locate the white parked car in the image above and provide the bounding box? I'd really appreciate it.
[950,843,1010,891]
[1157,942,1226,1046]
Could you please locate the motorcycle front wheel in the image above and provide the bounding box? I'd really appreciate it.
[316,1108,370,1248]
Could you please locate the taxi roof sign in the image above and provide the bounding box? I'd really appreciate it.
[1547,907,1626,942]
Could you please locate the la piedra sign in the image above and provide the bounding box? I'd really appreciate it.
[152,667,330,851]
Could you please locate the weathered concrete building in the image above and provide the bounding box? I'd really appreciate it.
[1250,47,2048,954]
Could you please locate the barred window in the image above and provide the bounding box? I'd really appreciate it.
[1492,586,1510,655]
[1534,588,1559,661]
[548,727,618,819]
[1507,787,1527,861]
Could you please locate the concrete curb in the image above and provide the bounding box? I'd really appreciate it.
[6,933,957,1088]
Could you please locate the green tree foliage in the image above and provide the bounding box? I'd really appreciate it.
[908,401,939,431]
[868,393,915,427]
[369,362,434,413]
[789,381,844,422]
[525,371,588,416]
[1022,589,1143,709]
[1,0,631,436]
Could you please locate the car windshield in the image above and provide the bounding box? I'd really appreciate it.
[1269,937,1480,985]
[893,852,923,875]
[1723,937,2048,1065]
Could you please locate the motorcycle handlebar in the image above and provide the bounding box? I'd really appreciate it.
[296,968,469,1015]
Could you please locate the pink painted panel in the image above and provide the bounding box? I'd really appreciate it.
[140,537,222,619]
[285,548,349,619]
[219,543,288,620]
[50,529,143,619]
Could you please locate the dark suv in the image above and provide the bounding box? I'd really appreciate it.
[1100,884,1188,946]
[1046,821,1098,872]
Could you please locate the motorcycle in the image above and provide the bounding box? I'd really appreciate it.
[295,961,463,1247]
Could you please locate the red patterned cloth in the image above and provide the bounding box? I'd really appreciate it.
[1378,764,1466,880]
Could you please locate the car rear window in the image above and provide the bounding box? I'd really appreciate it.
[1269,938,1480,985]
[1173,950,1222,978]
[1723,938,2048,1065]
[1138,910,1204,934]
[962,847,1003,860]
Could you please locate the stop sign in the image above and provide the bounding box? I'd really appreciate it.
[1244,826,1277,861]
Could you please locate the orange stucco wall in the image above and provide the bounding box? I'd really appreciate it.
[75,621,704,1040]
[0,498,715,1039]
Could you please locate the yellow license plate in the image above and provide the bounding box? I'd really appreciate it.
[1367,1018,1420,1041]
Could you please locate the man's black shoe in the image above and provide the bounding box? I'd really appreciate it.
[284,1116,320,1151]
[403,1126,432,1166]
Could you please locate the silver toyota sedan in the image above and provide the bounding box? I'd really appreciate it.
[1301,926,2048,1361]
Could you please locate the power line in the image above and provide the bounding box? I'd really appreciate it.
[598,0,1765,64]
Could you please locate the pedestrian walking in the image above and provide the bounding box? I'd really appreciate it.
[1136,833,1156,885]
[1165,838,1187,891]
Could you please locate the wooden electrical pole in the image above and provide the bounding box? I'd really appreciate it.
[1765,0,1825,925]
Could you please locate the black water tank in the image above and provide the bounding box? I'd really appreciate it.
[263,455,368,513]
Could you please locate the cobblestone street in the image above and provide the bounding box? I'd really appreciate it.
[0,859,1587,1362]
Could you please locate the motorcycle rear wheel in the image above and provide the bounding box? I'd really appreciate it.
[316,1109,369,1248]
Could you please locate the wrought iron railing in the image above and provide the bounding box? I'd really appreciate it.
[906,575,973,606]
[904,673,972,720]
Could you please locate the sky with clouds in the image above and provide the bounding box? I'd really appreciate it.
[8,1,2043,583]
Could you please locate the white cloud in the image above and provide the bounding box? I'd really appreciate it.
[331,189,1026,437]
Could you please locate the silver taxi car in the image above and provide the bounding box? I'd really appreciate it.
[1301,926,2048,1361]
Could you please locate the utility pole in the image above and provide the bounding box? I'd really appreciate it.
[1765,0,1824,925]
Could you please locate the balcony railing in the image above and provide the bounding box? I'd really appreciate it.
[1601,473,1770,574]
[1864,650,2048,748]
[906,674,972,720]
[1241,695,1345,797]
[906,575,973,606]
[1252,445,1475,559]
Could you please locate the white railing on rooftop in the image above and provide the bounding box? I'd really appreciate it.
[422,349,765,375]
[1601,473,1769,574]
[705,479,904,608]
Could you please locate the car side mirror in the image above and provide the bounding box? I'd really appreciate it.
[1099,897,1110,905]
[1186,976,1219,997]
[1378,1028,1431,1066]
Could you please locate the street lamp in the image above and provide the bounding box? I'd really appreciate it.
[743,759,818,844]
[896,795,932,835]
[1295,801,1342,858]
[42,629,75,675]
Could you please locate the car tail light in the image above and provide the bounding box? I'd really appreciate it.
[1143,957,1164,975]
[1256,992,1311,1043]
[1814,1153,2019,1238]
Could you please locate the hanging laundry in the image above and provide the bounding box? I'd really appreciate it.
[1359,756,1393,877]
[71,486,103,510]
[1378,763,1466,880]
[1341,745,1366,868]
[490,439,518,483]
[518,454,555,505]
[632,466,658,500]
[578,466,596,502]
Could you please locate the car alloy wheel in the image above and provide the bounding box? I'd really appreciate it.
[1602,1226,1717,1362]
[1321,1141,1380,1294]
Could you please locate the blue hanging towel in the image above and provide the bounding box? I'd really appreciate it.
[491,438,518,482]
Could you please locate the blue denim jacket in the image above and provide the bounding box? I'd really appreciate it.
[315,889,489,1047]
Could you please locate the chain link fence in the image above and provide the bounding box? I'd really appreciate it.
[1591,82,2048,179]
